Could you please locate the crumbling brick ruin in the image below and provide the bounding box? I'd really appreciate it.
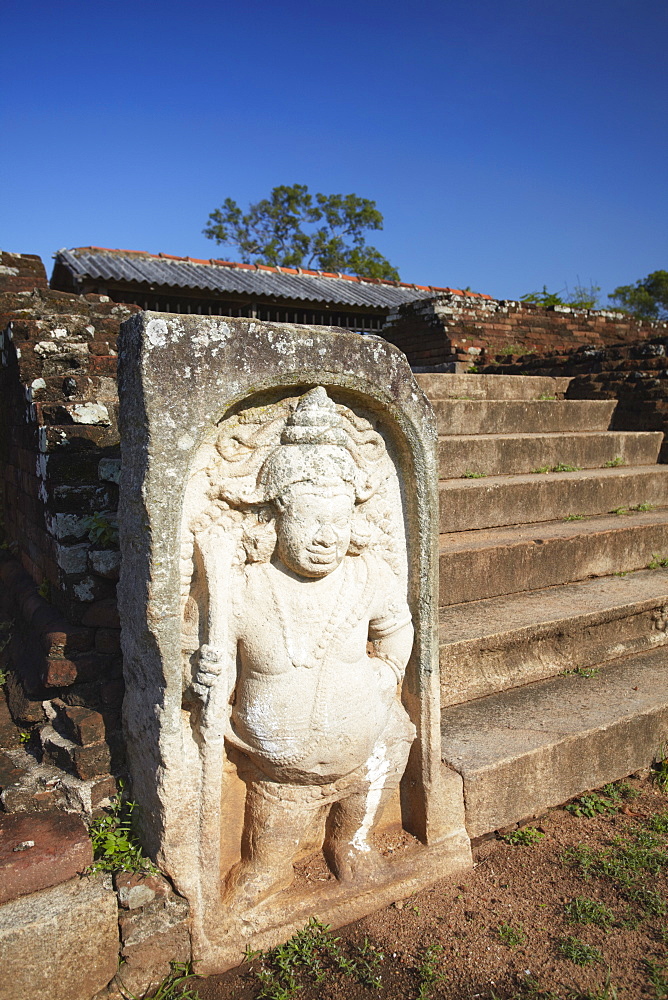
[382,293,666,367]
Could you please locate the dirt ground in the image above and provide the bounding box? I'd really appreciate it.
[174,772,667,1000]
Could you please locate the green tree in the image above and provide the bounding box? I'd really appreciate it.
[521,281,601,309]
[609,270,668,320]
[203,183,400,280]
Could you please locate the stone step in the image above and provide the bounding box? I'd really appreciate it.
[439,509,668,605]
[432,399,616,436]
[438,430,663,478]
[416,373,571,401]
[439,568,668,705]
[439,465,668,532]
[440,645,668,838]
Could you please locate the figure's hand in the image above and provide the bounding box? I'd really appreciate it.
[192,644,224,701]
[373,652,401,697]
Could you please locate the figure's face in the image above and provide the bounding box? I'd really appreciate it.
[275,486,354,578]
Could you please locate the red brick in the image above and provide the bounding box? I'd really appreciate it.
[0,811,93,903]
[81,598,120,628]
[56,703,106,746]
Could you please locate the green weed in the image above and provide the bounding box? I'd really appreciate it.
[566,792,616,818]
[644,958,668,999]
[651,744,668,794]
[647,811,668,835]
[416,943,446,999]
[462,470,487,478]
[648,554,668,570]
[564,897,615,928]
[558,935,603,966]
[498,922,526,947]
[552,463,582,473]
[502,827,545,846]
[631,502,656,512]
[498,344,524,357]
[564,514,585,521]
[467,364,479,373]
[83,511,119,548]
[562,667,599,679]
[122,962,200,1000]
[604,457,625,468]
[246,919,385,998]
[37,579,51,601]
[610,507,628,516]
[87,782,160,876]
[531,466,551,474]
[538,392,557,400]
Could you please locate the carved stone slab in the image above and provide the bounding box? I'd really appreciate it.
[117,314,471,972]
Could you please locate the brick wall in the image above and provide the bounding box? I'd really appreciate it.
[382,294,667,367]
[0,251,138,763]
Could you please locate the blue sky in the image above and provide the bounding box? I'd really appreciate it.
[2,0,666,301]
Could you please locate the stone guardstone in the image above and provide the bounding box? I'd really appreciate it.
[117,314,472,972]
[0,875,118,1000]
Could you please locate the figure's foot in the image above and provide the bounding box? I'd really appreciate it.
[222,859,294,910]
[323,839,389,884]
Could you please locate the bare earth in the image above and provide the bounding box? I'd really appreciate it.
[178,773,667,1000]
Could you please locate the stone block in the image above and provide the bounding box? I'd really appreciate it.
[0,810,92,903]
[117,895,190,996]
[0,750,28,792]
[0,875,118,1000]
[41,723,116,780]
[55,702,107,746]
[81,598,120,628]
[89,549,121,580]
[0,694,21,749]
[115,871,171,909]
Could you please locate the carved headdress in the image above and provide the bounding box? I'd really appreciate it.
[211,386,389,507]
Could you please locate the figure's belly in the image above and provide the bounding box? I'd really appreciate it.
[231,657,395,781]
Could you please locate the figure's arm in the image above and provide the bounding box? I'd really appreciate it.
[372,621,414,685]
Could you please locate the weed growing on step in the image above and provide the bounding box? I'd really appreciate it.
[462,470,487,478]
[245,919,386,998]
[564,897,615,929]
[467,364,479,373]
[502,827,545,846]
[82,511,119,547]
[631,502,656,512]
[87,782,160,876]
[498,922,526,947]
[605,457,625,467]
[648,554,668,569]
[537,392,557,400]
[415,943,447,999]
[558,935,603,966]
[611,507,629,516]
[564,514,585,521]
[531,463,582,474]
[562,666,599,679]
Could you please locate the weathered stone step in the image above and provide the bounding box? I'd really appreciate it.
[439,465,668,532]
[441,644,668,838]
[416,373,571,401]
[432,399,616,436]
[438,430,663,478]
[439,509,668,605]
[439,568,668,706]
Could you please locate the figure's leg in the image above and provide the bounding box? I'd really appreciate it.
[223,783,322,909]
[323,733,411,883]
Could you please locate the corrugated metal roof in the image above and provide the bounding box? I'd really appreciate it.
[53,247,492,310]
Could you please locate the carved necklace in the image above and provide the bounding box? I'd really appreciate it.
[265,560,350,670]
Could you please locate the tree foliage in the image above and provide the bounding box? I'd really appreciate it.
[203,183,399,280]
[521,282,601,309]
[608,270,668,321]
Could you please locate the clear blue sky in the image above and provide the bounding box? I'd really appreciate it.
[3,0,666,301]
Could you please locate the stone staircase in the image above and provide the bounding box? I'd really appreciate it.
[416,373,668,840]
